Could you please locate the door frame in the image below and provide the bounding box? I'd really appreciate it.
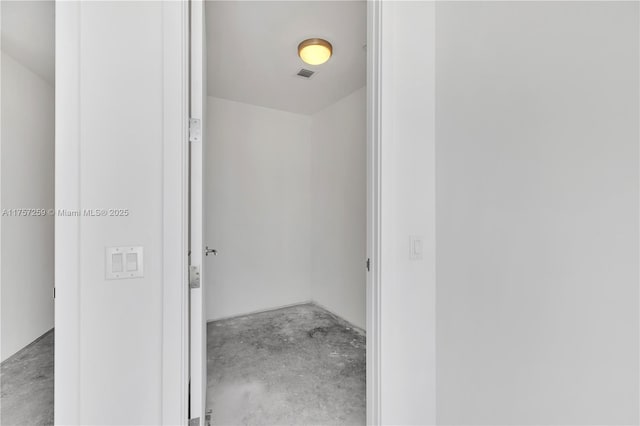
[188,0,207,423]
[366,0,382,424]
[164,0,384,424]
[161,1,190,425]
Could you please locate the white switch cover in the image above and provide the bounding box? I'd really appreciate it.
[410,236,423,260]
[112,253,123,273]
[126,253,138,272]
[106,246,144,279]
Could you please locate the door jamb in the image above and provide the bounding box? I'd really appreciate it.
[161,1,190,424]
[366,0,382,425]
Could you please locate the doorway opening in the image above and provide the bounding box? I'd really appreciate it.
[0,1,55,424]
[199,1,368,423]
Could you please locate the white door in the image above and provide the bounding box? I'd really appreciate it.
[190,0,206,424]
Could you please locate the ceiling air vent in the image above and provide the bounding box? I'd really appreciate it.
[296,68,315,79]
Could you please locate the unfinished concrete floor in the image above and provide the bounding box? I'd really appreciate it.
[0,304,364,426]
[207,303,366,426]
[0,330,54,426]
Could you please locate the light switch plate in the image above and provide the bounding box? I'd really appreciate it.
[410,236,423,260]
[106,246,144,279]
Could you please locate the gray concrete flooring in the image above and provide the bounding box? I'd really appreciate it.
[207,303,366,426]
[0,330,54,426]
[0,304,365,426]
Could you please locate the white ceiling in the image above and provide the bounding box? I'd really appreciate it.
[206,1,366,115]
[1,0,55,85]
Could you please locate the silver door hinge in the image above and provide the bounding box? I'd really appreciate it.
[366,258,371,272]
[189,118,201,143]
[189,265,201,289]
[188,417,200,426]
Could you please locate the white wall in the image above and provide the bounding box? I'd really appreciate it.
[0,52,54,362]
[206,92,367,326]
[435,2,639,425]
[310,87,366,330]
[55,2,188,424]
[377,2,437,424]
[205,97,312,321]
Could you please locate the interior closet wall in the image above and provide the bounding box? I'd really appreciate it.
[205,89,366,326]
[205,96,312,321]
[1,51,55,362]
[310,87,366,330]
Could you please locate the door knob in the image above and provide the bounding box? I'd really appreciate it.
[205,246,218,256]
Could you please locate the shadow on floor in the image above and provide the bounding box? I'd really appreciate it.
[207,303,366,426]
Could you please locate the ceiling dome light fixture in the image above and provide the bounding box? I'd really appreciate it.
[298,38,333,66]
